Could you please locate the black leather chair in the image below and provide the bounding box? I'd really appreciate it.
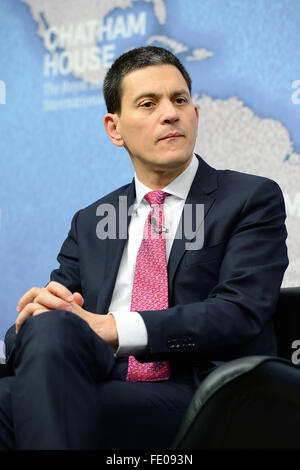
[171,287,300,450]
[1,287,300,449]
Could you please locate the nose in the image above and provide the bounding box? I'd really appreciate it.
[160,101,180,124]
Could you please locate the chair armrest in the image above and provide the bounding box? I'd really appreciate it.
[171,355,300,450]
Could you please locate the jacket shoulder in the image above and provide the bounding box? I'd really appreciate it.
[217,167,283,195]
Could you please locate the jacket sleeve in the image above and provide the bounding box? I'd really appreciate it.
[50,210,82,294]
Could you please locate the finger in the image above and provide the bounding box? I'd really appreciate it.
[17,287,41,312]
[72,292,84,307]
[32,307,51,317]
[46,281,74,302]
[34,289,74,312]
[15,303,49,333]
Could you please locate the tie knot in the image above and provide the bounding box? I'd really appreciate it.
[144,191,169,207]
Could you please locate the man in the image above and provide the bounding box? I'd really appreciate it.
[0,46,288,450]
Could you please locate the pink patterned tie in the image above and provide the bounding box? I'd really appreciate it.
[126,190,171,382]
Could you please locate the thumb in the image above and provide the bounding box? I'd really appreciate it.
[69,302,86,321]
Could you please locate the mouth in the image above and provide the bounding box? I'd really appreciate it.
[158,132,184,141]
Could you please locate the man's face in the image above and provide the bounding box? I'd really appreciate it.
[110,64,199,177]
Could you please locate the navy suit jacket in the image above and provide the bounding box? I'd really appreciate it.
[5,155,288,382]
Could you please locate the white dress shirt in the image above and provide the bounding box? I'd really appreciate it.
[108,154,199,357]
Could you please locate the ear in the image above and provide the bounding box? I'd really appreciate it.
[194,104,199,135]
[103,113,124,147]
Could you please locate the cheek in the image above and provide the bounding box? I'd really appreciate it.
[188,116,199,140]
[120,126,153,154]
[121,120,146,138]
[128,124,153,145]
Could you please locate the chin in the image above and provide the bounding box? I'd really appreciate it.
[157,152,192,168]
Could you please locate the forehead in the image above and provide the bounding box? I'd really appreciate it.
[120,64,189,102]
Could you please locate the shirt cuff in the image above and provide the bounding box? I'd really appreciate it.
[108,311,148,358]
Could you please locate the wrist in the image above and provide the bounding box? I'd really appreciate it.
[107,313,119,348]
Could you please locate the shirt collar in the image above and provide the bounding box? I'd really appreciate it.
[134,153,199,205]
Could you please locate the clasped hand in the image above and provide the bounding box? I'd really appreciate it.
[15,281,118,347]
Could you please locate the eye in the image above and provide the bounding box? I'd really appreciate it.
[140,101,154,108]
[175,97,187,104]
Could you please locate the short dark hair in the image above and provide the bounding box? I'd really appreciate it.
[103,46,192,114]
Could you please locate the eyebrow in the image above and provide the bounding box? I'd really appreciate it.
[133,89,190,104]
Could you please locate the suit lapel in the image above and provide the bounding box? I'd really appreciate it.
[167,155,219,299]
[96,181,136,313]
